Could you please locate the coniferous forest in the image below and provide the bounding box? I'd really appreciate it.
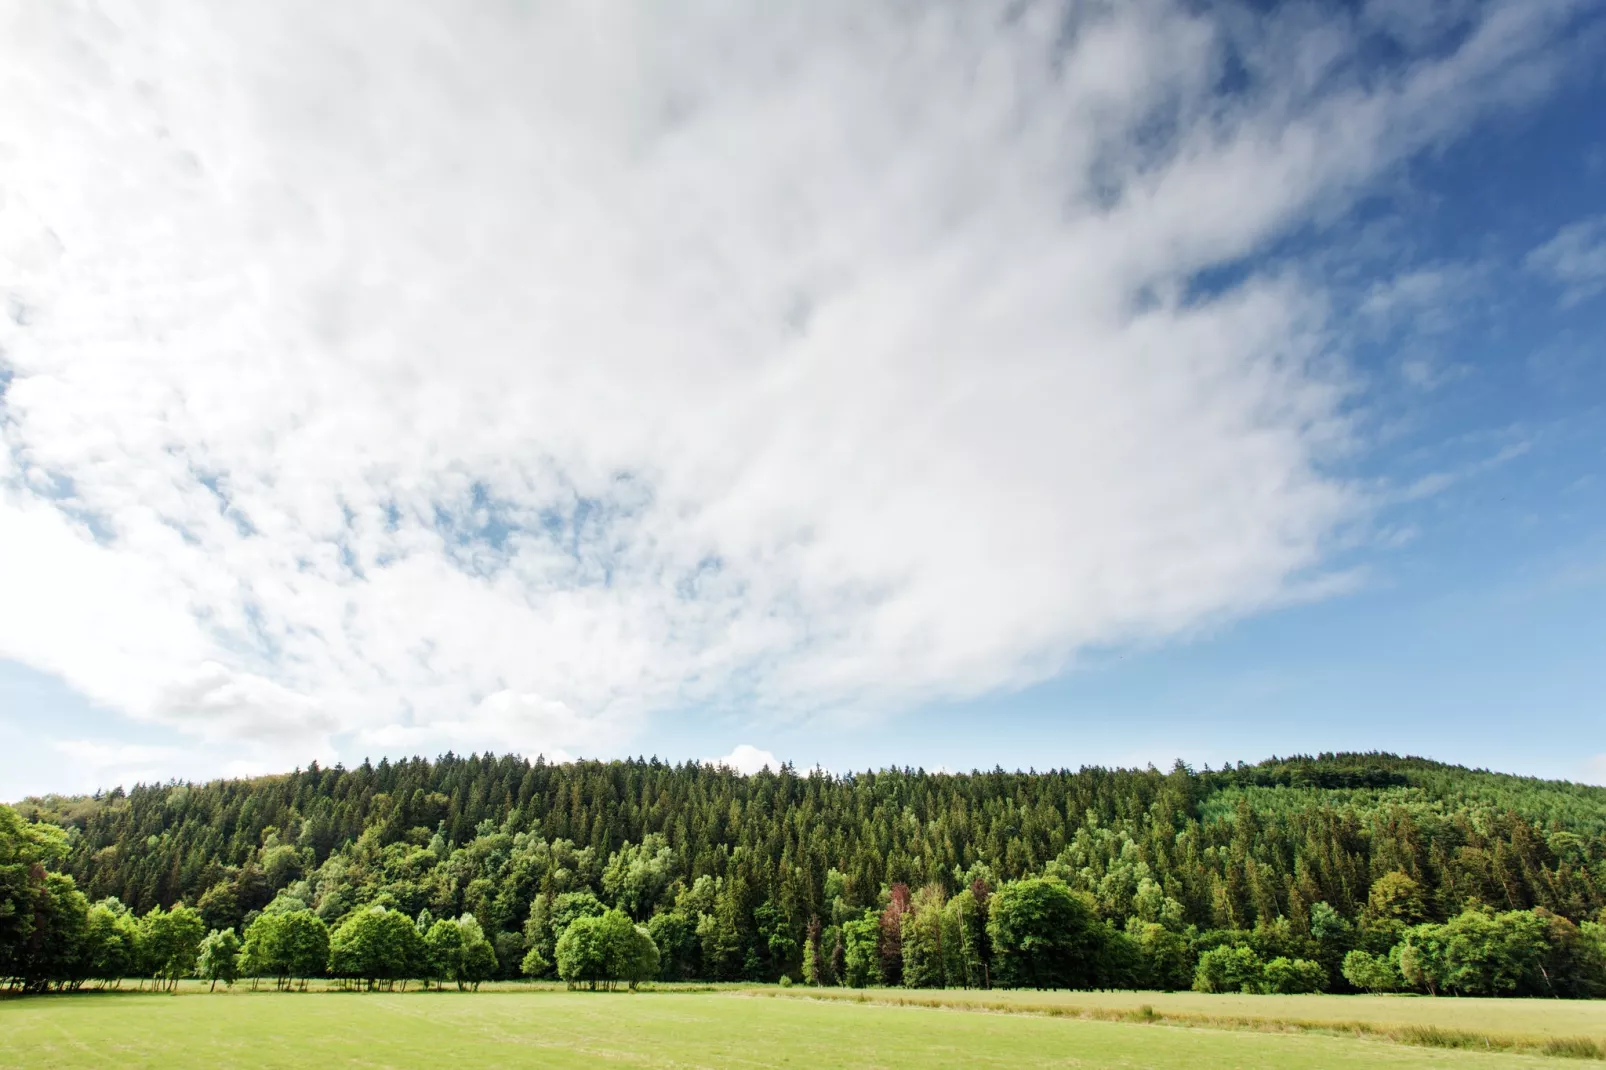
[4,752,1605,997]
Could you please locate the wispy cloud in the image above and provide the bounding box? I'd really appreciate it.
[1526,215,1606,306]
[0,0,1593,766]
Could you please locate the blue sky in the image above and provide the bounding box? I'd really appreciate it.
[1,0,1603,797]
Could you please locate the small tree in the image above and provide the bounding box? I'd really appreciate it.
[520,944,550,980]
[948,879,992,989]
[329,905,425,990]
[196,928,241,991]
[279,911,330,990]
[829,925,847,986]
[1341,949,1400,993]
[646,911,698,981]
[424,918,463,989]
[1262,956,1326,993]
[901,886,952,989]
[841,915,879,988]
[457,915,499,991]
[802,916,823,985]
[140,903,207,991]
[877,883,910,986]
[554,909,659,991]
[240,912,282,990]
[84,899,140,989]
[555,913,610,990]
[1193,945,1264,994]
[616,920,660,991]
[1126,920,1192,991]
[986,878,1105,990]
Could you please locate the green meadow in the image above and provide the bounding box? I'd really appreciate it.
[763,985,1606,1042]
[3,987,1603,1070]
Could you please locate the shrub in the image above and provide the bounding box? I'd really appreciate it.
[1193,945,1264,993]
[1340,949,1400,993]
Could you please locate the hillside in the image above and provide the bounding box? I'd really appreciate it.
[14,752,1601,927]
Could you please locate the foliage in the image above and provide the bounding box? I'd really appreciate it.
[1192,945,1264,994]
[1394,906,1606,998]
[328,905,424,989]
[647,910,698,981]
[986,877,1107,990]
[8,753,1606,996]
[83,899,140,987]
[1262,955,1326,993]
[139,903,206,990]
[1125,920,1192,991]
[455,914,500,990]
[1340,949,1399,993]
[196,928,241,990]
[601,834,679,921]
[554,908,659,990]
[841,915,879,988]
[242,909,329,989]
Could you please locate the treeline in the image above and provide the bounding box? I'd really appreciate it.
[5,752,1606,996]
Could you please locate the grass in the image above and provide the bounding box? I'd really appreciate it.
[755,986,1606,1059]
[2,986,1602,1069]
[757,987,1606,1060]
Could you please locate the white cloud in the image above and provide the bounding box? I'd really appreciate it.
[0,0,1590,770]
[707,745,781,776]
[1585,754,1606,787]
[51,741,188,794]
[1527,216,1606,306]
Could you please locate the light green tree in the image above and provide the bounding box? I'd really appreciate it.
[841,914,879,988]
[196,928,241,991]
[240,912,282,989]
[555,912,610,990]
[555,908,659,991]
[519,943,550,979]
[1262,955,1326,993]
[279,911,331,990]
[1340,949,1400,993]
[1192,945,1264,994]
[1125,919,1192,990]
[457,914,499,991]
[423,918,463,989]
[84,899,140,989]
[900,886,954,988]
[328,905,425,990]
[139,903,206,991]
[601,835,680,920]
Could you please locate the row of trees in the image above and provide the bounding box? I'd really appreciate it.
[9,796,1606,997]
[1341,905,1606,998]
[9,752,1606,996]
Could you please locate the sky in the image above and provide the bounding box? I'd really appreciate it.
[1,0,1603,799]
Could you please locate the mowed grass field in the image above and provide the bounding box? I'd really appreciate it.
[2,987,1602,1070]
[763,985,1606,1040]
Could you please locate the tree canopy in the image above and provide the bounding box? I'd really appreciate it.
[5,751,1606,996]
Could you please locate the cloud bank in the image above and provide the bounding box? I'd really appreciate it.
[0,0,1589,768]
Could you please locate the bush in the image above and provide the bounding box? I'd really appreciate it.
[1263,956,1326,993]
[986,878,1106,990]
[328,905,424,989]
[1193,945,1264,993]
[555,909,660,991]
[1340,949,1400,993]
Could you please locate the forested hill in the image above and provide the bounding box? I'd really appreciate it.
[16,751,1604,940]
